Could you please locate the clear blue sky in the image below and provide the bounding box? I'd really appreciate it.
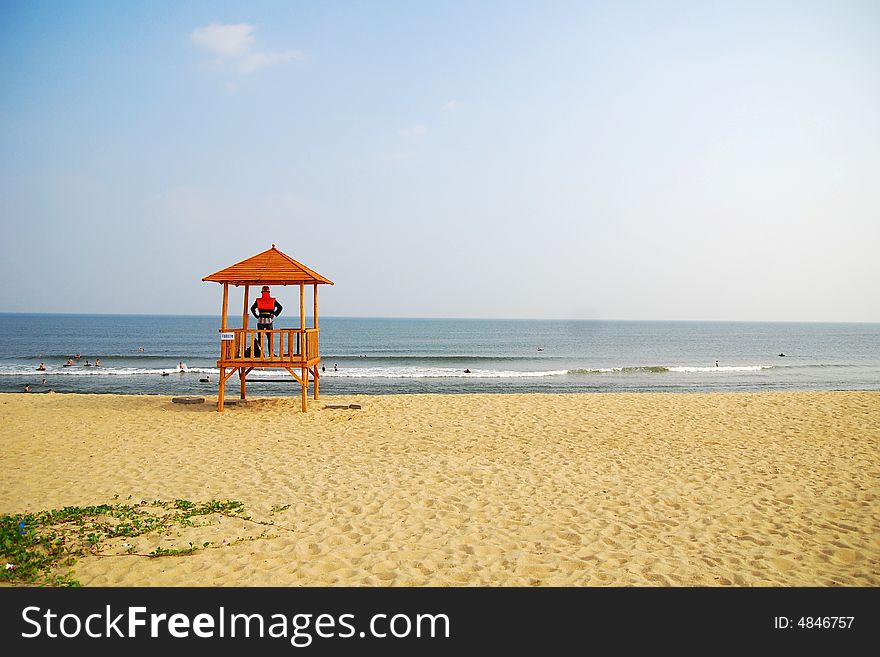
[2,1,878,320]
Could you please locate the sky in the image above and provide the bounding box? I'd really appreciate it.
[1,0,878,321]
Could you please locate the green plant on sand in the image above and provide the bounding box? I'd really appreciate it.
[1,499,249,586]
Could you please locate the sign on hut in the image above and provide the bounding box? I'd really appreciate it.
[202,244,333,412]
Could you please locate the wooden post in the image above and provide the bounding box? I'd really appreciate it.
[241,285,249,399]
[221,283,229,330]
[218,283,229,412]
[301,366,308,412]
[242,285,250,330]
[299,283,305,370]
[313,284,320,400]
[218,367,226,412]
[300,283,305,330]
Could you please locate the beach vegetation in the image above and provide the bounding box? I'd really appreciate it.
[149,542,198,557]
[0,499,247,586]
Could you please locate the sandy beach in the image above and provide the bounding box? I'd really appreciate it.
[1,390,878,587]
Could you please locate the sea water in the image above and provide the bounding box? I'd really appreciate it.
[1,314,878,396]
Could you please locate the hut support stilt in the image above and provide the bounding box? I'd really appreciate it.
[301,366,308,411]
[218,367,226,412]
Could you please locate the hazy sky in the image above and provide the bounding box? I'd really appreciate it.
[1,1,878,321]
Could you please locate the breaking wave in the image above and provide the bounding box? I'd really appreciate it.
[568,365,773,374]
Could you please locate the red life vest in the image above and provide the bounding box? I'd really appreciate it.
[256,293,276,311]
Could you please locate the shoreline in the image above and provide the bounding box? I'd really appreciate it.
[2,391,878,586]
[4,385,880,398]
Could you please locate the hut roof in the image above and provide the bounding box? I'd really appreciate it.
[202,245,334,286]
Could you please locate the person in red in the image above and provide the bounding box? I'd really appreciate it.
[251,286,283,330]
[250,286,283,358]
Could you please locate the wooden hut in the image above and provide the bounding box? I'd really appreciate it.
[202,244,333,412]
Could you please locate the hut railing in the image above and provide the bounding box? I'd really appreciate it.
[219,328,319,364]
[304,328,319,361]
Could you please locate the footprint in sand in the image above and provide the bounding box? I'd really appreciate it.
[832,548,860,564]
[556,530,583,544]
[295,542,323,558]
[314,559,348,574]
[770,557,796,571]
[472,544,504,557]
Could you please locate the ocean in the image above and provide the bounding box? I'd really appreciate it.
[1,314,878,396]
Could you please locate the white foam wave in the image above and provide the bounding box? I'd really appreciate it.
[322,367,568,379]
[667,365,772,373]
[0,366,218,376]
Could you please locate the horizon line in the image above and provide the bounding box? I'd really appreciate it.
[0,311,877,324]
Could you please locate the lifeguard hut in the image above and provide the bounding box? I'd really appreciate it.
[202,245,333,412]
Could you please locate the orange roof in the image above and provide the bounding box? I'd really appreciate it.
[202,245,334,286]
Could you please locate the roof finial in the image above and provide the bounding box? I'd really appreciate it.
[271,243,276,249]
